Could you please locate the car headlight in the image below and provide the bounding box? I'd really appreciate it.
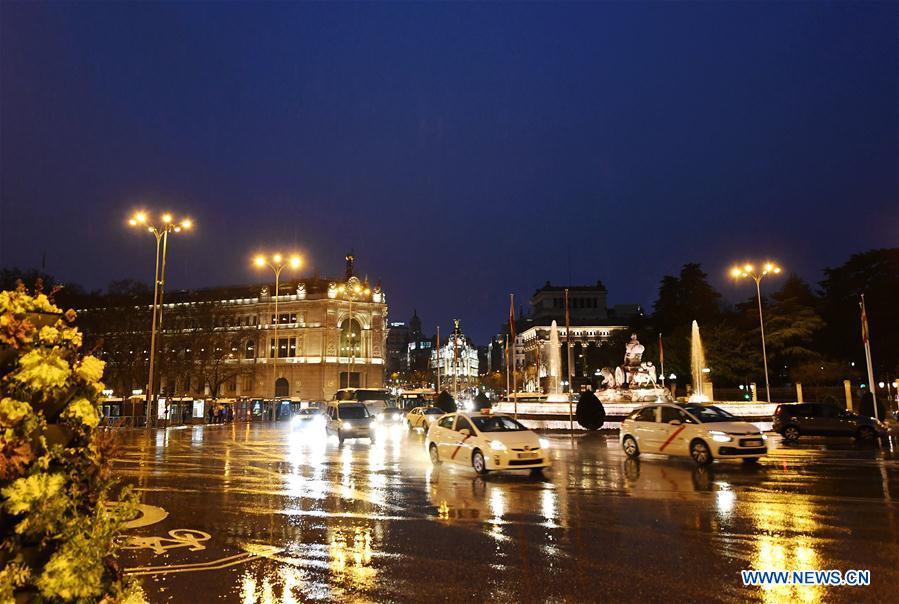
[342,421,352,430]
[538,438,550,449]
[490,440,507,451]
[761,433,768,440]
[709,431,732,443]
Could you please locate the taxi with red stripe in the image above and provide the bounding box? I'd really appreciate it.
[426,410,551,476]
[620,403,767,465]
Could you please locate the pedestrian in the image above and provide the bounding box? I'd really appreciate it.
[226,406,233,423]
[207,405,214,424]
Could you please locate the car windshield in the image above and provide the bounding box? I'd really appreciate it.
[423,408,443,415]
[683,404,736,423]
[472,416,528,432]
[338,405,369,419]
[299,409,320,416]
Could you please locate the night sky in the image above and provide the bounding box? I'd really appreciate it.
[1,2,896,342]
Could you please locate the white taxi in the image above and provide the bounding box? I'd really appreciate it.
[620,403,767,465]
[426,411,551,475]
[407,406,444,431]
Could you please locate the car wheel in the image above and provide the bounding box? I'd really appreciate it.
[529,468,544,478]
[622,436,640,458]
[742,457,760,465]
[408,421,414,431]
[429,443,441,465]
[690,440,712,466]
[338,433,345,444]
[782,425,800,442]
[472,450,489,475]
[855,426,877,441]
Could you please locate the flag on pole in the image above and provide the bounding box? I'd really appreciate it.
[860,297,870,344]
[508,295,516,341]
[658,332,664,367]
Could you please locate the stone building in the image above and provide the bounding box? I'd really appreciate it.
[430,319,479,391]
[80,255,387,402]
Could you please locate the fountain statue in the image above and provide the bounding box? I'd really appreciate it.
[594,333,671,403]
[545,321,568,402]
[688,320,708,402]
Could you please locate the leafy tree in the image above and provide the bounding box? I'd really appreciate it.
[819,248,899,375]
[763,274,825,380]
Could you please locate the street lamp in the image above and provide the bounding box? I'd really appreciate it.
[254,253,302,420]
[730,261,782,403]
[336,281,370,389]
[128,211,193,427]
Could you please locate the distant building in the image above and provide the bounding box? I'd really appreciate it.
[431,319,479,390]
[80,255,387,402]
[386,321,410,374]
[513,280,641,392]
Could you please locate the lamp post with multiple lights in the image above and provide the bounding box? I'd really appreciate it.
[128,211,193,427]
[336,281,370,389]
[254,253,302,420]
[730,262,782,404]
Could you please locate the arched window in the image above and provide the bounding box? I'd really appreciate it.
[244,339,255,360]
[274,377,289,397]
[339,318,362,357]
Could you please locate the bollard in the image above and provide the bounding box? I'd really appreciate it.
[843,380,853,411]
[796,383,803,403]
[750,383,758,402]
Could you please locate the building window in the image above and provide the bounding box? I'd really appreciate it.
[269,337,296,358]
[339,372,361,388]
[245,339,255,359]
[339,318,362,356]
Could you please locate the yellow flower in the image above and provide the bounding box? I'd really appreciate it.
[0,398,32,427]
[12,349,71,391]
[75,356,105,384]
[63,398,99,429]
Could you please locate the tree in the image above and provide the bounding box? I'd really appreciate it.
[819,248,899,375]
[763,275,825,381]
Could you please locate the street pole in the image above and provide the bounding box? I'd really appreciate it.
[129,212,192,430]
[155,229,170,426]
[565,288,574,433]
[436,325,441,393]
[146,231,162,429]
[753,276,772,404]
[271,265,281,421]
[731,262,781,405]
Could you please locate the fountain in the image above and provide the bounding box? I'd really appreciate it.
[545,321,568,402]
[594,333,671,403]
[689,320,709,402]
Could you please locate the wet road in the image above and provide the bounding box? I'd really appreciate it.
[113,422,899,603]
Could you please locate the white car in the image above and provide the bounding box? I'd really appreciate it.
[426,411,551,475]
[620,403,767,465]
[407,406,444,431]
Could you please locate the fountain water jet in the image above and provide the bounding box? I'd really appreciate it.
[689,320,709,402]
[545,321,568,402]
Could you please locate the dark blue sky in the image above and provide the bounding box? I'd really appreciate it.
[2,1,896,342]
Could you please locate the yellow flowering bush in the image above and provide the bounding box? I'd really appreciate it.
[0,285,141,602]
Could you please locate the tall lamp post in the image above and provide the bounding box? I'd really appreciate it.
[731,262,782,404]
[128,211,193,428]
[336,281,370,388]
[254,253,302,420]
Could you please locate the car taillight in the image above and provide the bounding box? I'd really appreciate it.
[774,405,783,416]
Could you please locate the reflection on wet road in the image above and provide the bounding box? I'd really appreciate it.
[113,423,899,602]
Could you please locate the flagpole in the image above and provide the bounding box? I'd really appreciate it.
[659,332,665,388]
[436,325,441,394]
[510,293,517,419]
[861,295,879,421]
[505,334,510,401]
[565,288,573,433]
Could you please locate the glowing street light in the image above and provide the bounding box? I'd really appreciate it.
[253,253,303,418]
[730,260,782,403]
[128,211,194,427]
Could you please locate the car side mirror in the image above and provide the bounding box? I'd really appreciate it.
[459,428,470,437]
[668,420,682,426]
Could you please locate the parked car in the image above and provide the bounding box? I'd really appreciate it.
[620,403,767,465]
[324,401,375,444]
[772,402,887,442]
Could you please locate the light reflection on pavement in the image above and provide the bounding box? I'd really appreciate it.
[113,423,899,602]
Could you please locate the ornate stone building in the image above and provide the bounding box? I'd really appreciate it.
[80,255,387,402]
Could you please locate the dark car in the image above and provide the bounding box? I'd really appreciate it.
[773,403,887,442]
